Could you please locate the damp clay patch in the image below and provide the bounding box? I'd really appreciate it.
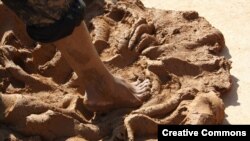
[0,0,231,140]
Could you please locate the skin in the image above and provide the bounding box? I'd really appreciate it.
[54,22,151,112]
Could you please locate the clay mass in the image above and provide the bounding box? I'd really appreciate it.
[0,0,231,140]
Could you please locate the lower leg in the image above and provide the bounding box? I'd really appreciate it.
[54,22,151,112]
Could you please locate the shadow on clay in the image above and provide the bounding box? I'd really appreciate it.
[223,114,230,124]
[223,75,240,107]
[221,45,232,59]
[219,43,238,105]
[220,44,239,124]
[222,75,240,125]
[220,43,239,107]
[85,0,105,23]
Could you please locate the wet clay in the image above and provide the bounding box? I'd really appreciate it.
[0,0,231,140]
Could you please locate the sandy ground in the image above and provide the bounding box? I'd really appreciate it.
[141,0,250,124]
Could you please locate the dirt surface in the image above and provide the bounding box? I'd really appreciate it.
[142,0,250,125]
[0,0,231,140]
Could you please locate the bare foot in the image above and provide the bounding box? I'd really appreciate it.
[83,77,151,112]
[54,22,152,113]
